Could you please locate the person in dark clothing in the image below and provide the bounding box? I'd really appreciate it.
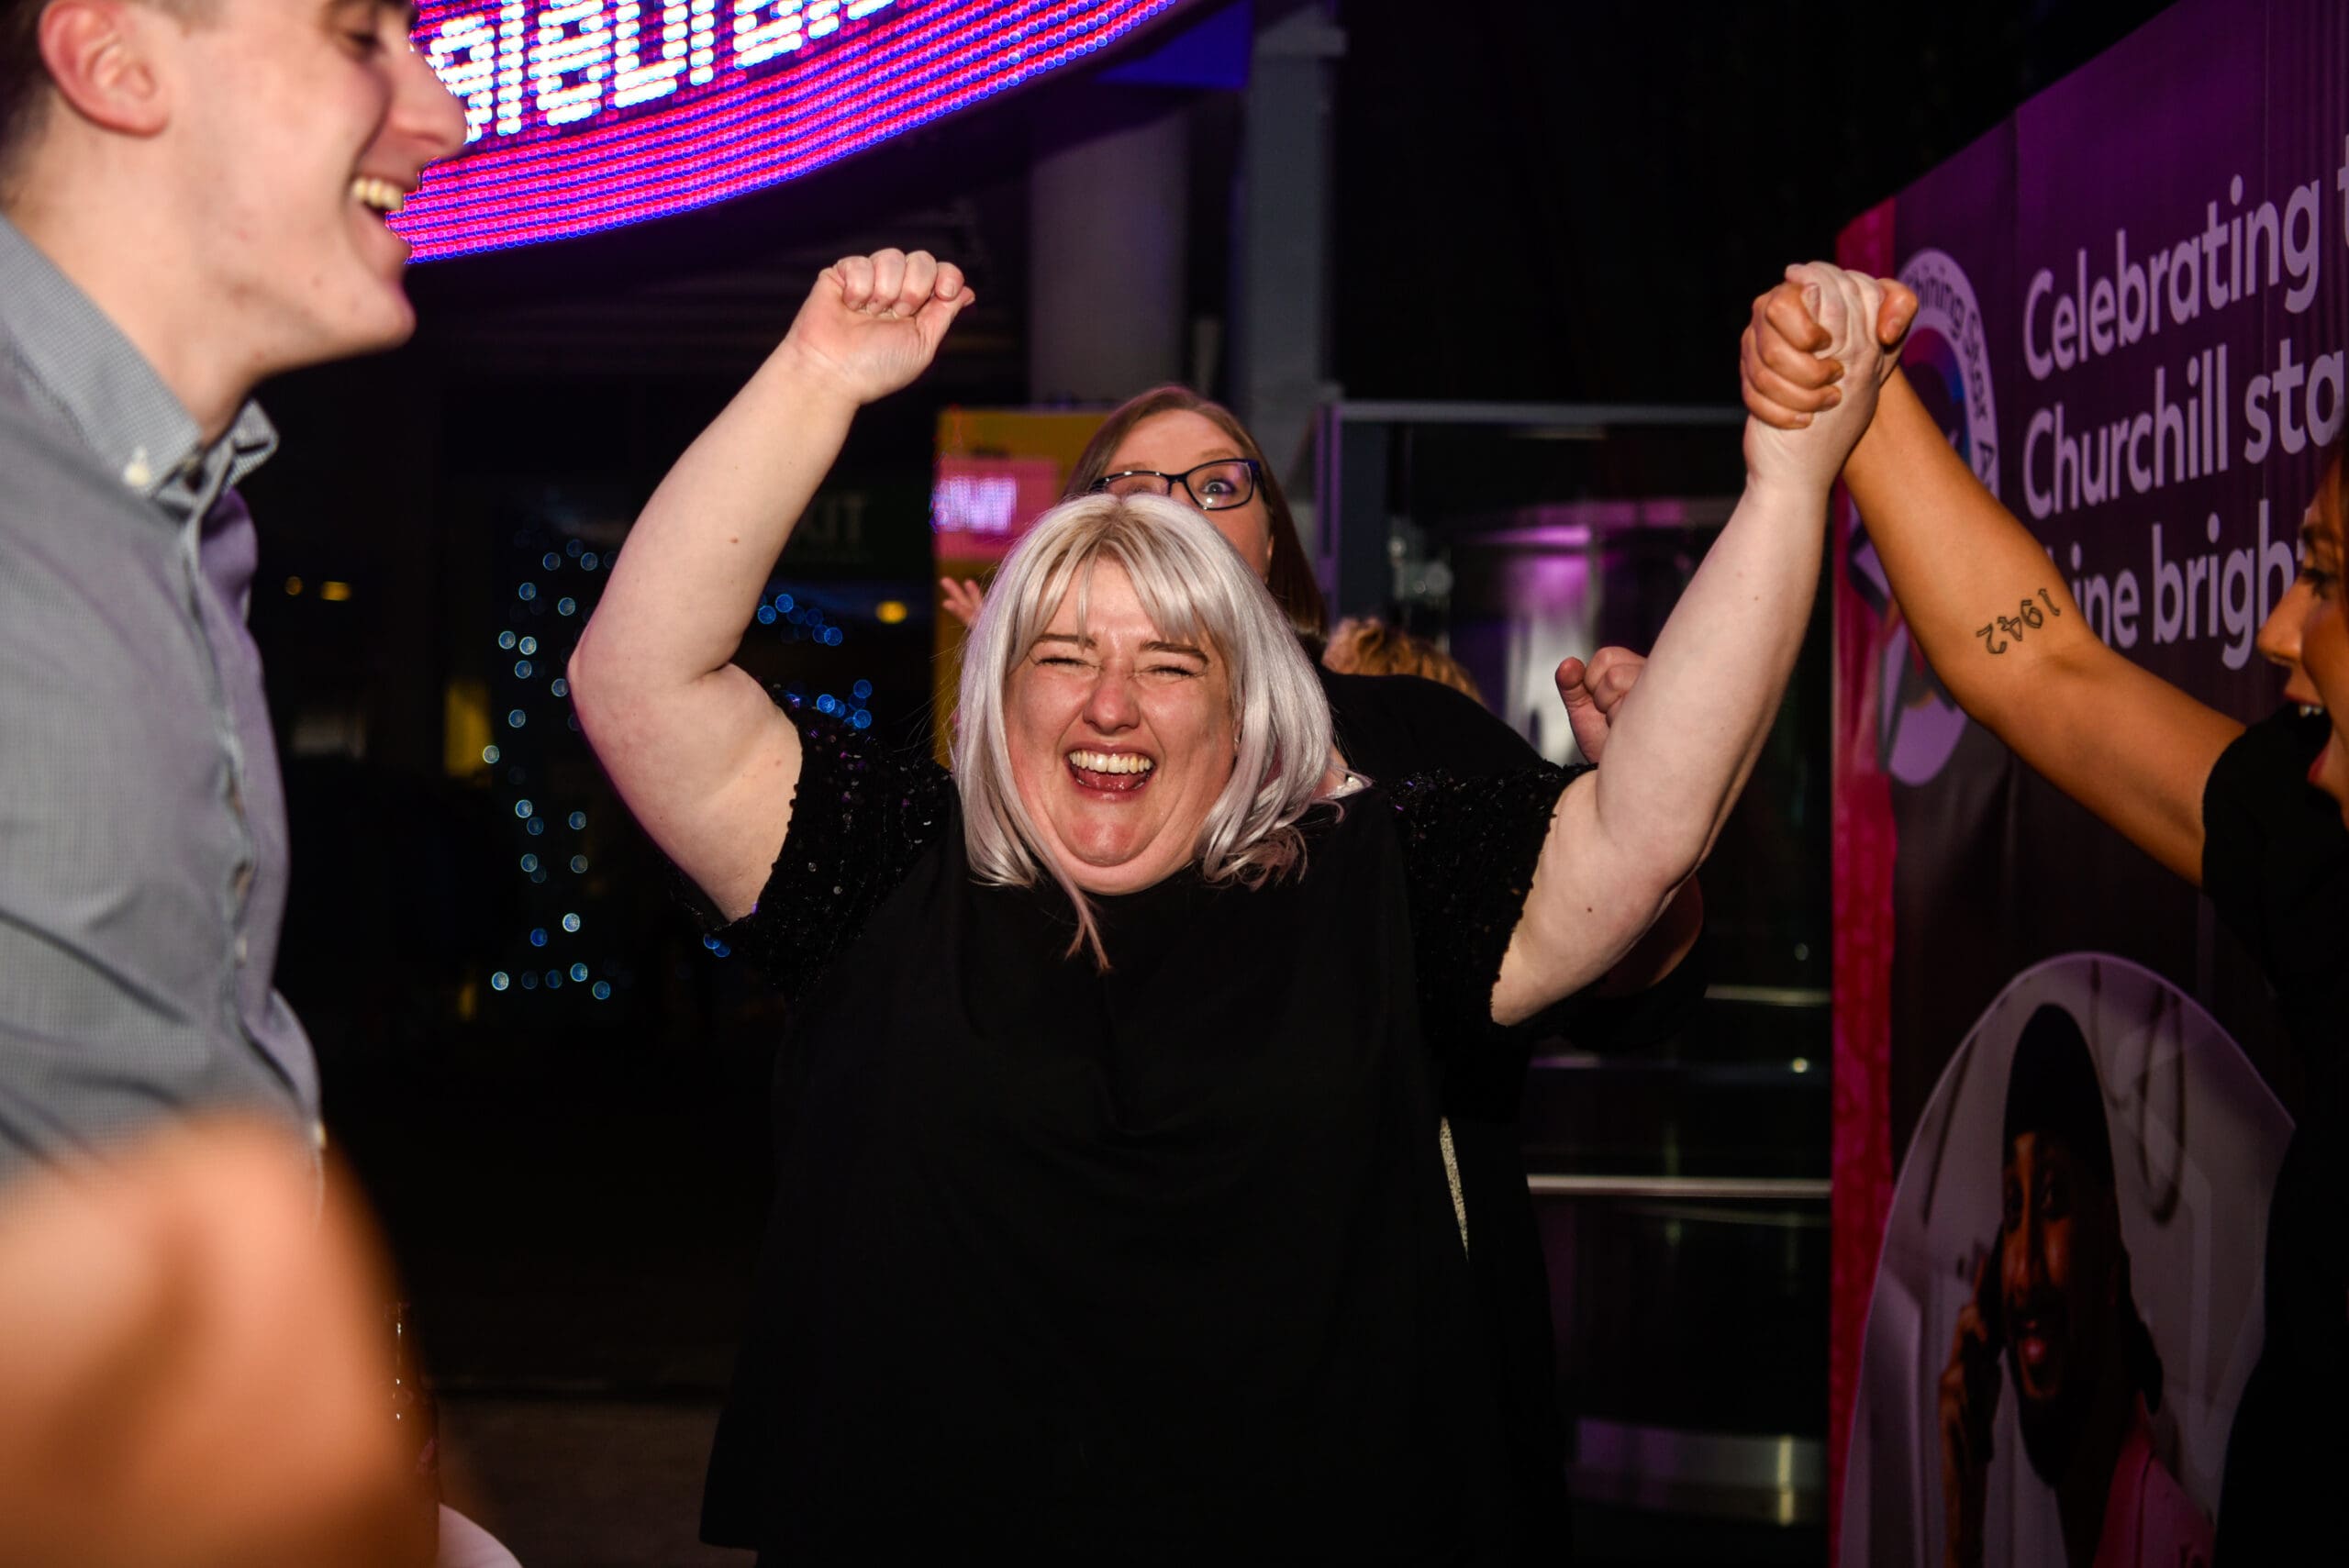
[945,381,1705,1555]
[573,250,1887,1558]
[1746,264,2348,1562]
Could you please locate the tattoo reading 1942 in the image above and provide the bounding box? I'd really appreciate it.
[1976,589,2063,656]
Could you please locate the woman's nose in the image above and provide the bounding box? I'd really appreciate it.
[2257,576,2310,670]
[1081,667,1141,729]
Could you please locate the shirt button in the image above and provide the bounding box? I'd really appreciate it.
[234,933,249,965]
[311,1121,328,1154]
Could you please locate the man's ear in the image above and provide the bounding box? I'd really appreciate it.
[39,0,174,138]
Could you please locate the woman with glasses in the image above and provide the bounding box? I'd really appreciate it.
[571,250,1881,1560]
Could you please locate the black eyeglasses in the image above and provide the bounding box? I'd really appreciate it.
[1088,458,1261,511]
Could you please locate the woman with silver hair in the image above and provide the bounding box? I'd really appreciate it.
[570,250,1891,1561]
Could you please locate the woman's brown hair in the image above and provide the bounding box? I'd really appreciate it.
[1062,384,1328,644]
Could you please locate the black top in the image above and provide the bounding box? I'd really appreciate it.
[1318,665,1538,786]
[701,718,1579,1562]
[1319,664,1705,1069]
[2201,704,2349,1093]
[2199,706,2349,1562]
[1322,666,1704,1561]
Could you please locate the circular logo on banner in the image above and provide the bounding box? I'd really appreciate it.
[1852,247,2002,787]
[1899,247,2001,498]
[1841,954,2292,1567]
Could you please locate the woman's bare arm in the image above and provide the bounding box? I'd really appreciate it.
[570,250,972,919]
[1489,265,1887,1024]
[1744,277,2242,884]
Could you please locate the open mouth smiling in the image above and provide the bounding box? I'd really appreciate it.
[350,176,409,217]
[1066,749,1156,794]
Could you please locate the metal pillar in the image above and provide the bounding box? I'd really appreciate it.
[1231,1,1343,561]
[1028,101,1190,404]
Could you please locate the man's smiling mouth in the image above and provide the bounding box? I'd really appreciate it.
[350,176,407,217]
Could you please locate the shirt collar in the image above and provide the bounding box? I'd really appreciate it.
[0,214,276,523]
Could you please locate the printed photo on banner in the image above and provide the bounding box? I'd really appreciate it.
[1842,955,2291,1567]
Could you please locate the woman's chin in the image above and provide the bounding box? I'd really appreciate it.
[1051,827,1187,895]
[2320,726,2349,824]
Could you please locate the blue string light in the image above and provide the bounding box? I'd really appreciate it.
[491,971,510,991]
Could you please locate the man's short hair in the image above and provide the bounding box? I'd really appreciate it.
[0,0,210,200]
[0,0,53,193]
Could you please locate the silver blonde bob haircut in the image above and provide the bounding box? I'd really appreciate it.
[952,492,1335,964]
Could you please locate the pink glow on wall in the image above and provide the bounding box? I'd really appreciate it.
[398,0,1183,260]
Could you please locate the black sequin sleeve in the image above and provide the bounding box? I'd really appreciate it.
[1386,764,1587,1048]
[707,715,956,1005]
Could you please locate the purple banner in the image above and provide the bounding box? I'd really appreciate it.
[1831,0,2347,1557]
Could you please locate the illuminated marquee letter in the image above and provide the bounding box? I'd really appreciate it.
[731,0,806,70]
[534,0,612,128]
[689,0,717,85]
[426,13,498,142]
[495,1,527,136]
[613,0,691,106]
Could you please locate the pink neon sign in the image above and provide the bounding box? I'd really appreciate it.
[399,0,1184,260]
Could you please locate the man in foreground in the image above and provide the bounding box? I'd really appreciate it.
[0,0,462,1173]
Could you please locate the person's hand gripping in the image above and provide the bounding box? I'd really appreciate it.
[1742,264,1918,430]
[1740,263,1892,495]
[779,249,975,408]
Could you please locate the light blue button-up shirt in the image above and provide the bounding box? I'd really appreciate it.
[0,215,319,1184]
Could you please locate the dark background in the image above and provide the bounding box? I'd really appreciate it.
[231,0,2175,1555]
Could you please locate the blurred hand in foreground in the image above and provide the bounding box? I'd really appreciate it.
[0,1122,432,1568]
